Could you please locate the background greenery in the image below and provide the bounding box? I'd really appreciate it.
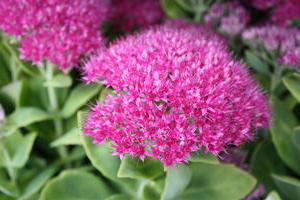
[0,1,300,200]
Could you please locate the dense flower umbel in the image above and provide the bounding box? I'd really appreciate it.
[0,0,108,70]
[83,21,271,165]
[110,0,164,31]
[204,1,249,36]
[243,25,300,66]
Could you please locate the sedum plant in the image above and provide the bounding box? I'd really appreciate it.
[0,0,299,200]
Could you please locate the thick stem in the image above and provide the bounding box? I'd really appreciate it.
[271,64,283,92]
[45,62,67,159]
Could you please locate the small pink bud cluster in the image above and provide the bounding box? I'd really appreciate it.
[249,0,278,10]
[110,0,164,32]
[83,20,270,166]
[204,1,249,36]
[0,0,109,70]
[243,25,300,67]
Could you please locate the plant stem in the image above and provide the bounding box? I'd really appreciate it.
[271,64,283,92]
[45,62,67,160]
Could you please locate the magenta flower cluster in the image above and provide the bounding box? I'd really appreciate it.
[204,0,249,36]
[110,0,164,32]
[250,0,300,26]
[243,25,300,66]
[83,20,270,166]
[0,0,108,70]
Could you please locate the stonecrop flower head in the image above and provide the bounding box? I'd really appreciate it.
[0,0,109,70]
[243,25,300,67]
[83,20,271,166]
[110,0,164,32]
[204,0,249,36]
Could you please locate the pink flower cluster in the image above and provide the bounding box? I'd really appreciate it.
[83,20,270,165]
[0,0,109,70]
[204,1,249,36]
[110,0,164,32]
[243,25,300,66]
[250,0,300,26]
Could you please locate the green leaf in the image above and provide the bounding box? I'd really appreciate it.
[189,150,219,164]
[77,112,138,195]
[50,128,81,147]
[250,142,287,191]
[61,84,101,118]
[17,77,48,109]
[162,165,191,200]
[43,74,72,88]
[117,156,164,180]
[143,183,162,200]
[40,170,112,200]
[161,0,189,18]
[271,96,298,127]
[19,165,57,200]
[283,73,300,102]
[265,191,282,200]
[293,127,300,152]
[0,171,19,197]
[272,174,300,200]
[1,107,50,136]
[0,132,36,168]
[0,81,21,103]
[245,50,270,75]
[78,112,120,180]
[163,163,256,200]
[105,194,134,200]
[270,99,300,174]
